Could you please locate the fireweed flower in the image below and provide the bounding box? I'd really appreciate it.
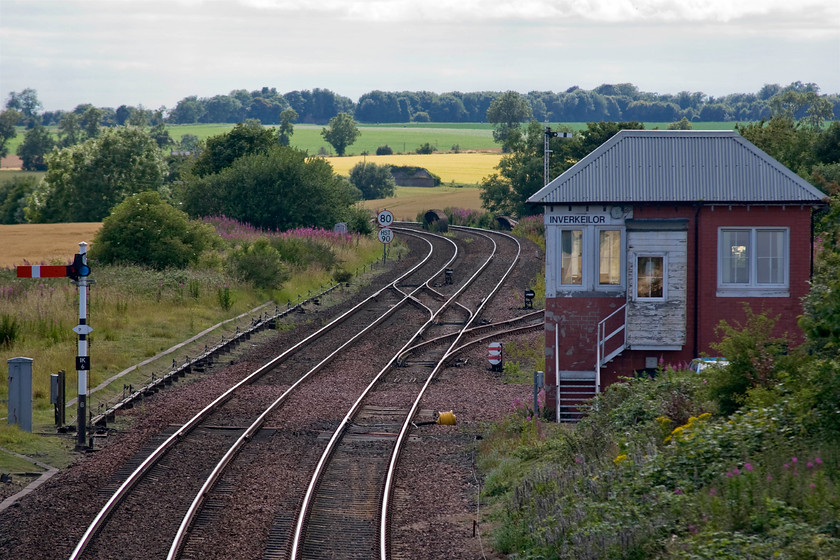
[744,463,754,472]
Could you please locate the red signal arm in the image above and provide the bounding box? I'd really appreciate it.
[16,265,69,278]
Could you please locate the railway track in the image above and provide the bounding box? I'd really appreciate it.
[288,226,523,560]
[61,225,536,560]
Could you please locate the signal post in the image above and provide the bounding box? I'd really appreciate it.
[16,242,92,450]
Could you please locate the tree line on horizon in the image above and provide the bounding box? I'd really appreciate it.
[6,82,840,129]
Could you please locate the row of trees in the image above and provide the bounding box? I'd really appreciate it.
[5,83,839,133]
[163,83,840,125]
[163,82,840,125]
[1,117,393,232]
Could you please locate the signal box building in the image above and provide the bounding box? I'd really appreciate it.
[527,130,826,421]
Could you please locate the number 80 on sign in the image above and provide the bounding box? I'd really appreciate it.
[377,209,394,228]
[378,228,394,244]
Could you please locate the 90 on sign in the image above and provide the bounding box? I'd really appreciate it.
[377,228,394,244]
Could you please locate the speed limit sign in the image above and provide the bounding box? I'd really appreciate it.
[378,228,394,244]
[377,209,394,228]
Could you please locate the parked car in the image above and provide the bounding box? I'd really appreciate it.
[689,357,729,373]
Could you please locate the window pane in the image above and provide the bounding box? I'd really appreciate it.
[561,230,583,285]
[599,230,621,285]
[637,256,664,298]
[721,230,750,284]
[756,230,784,284]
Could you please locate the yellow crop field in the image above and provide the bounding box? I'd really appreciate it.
[359,186,484,221]
[324,152,502,185]
[0,223,103,268]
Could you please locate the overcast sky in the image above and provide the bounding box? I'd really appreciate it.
[1,0,839,112]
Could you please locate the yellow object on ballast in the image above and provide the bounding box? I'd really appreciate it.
[437,411,457,425]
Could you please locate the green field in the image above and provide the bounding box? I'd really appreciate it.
[4,121,744,160]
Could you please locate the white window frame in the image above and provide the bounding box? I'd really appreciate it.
[595,227,625,291]
[717,227,789,297]
[556,227,626,292]
[558,228,586,289]
[634,253,667,302]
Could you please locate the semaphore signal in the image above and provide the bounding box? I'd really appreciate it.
[15,242,93,450]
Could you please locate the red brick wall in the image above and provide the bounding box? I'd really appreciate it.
[694,205,811,351]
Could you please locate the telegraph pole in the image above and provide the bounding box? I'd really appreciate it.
[544,126,573,187]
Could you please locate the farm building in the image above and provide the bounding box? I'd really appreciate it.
[390,167,437,187]
[527,130,827,421]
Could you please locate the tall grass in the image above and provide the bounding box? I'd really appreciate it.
[0,223,383,429]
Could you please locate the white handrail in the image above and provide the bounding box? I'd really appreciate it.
[596,303,627,392]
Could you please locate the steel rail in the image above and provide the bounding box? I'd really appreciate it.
[396,309,544,363]
[379,227,522,559]
[68,228,451,560]
[289,226,504,559]
[166,230,460,559]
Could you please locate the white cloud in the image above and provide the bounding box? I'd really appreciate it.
[237,0,839,25]
[1,0,837,110]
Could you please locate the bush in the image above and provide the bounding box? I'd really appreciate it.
[444,207,494,228]
[706,306,792,415]
[415,142,436,154]
[227,238,289,289]
[345,205,374,235]
[348,161,395,200]
[333,269,353,283]
[91,191,217,269]
[0,175,38,224]
[512,214,546,249]
[267,236,337,270]
[375,145,393,155]
[0,313,21,348]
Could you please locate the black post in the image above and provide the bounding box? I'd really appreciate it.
[56,370,65,427]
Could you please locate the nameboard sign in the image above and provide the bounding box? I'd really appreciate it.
[548,214,607,225]
[544,206,630,226]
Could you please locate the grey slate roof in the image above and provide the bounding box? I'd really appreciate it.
[528,130,826,205]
